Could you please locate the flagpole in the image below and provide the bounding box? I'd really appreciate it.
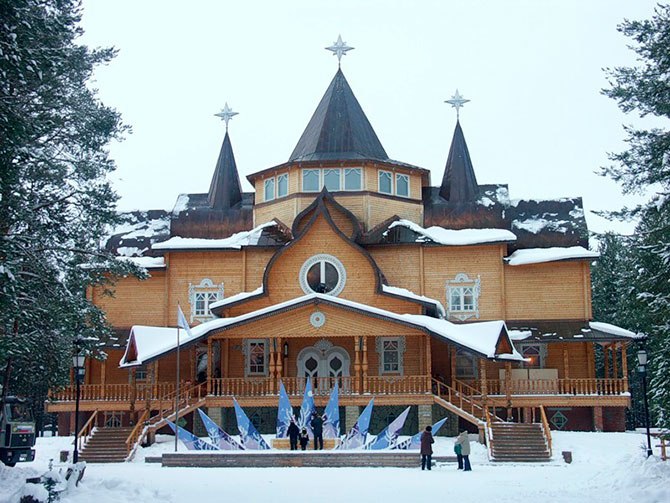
[175,321,180,452]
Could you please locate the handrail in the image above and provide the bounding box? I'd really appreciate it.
[75,409,99,451]
[485,406,494,460]
[125,409,149,458]
[539,404,553,457]
[453,378,483,397]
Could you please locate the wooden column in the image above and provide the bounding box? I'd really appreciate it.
[505,361,512,420]
[603,344,610,378]
[153,361,159,397]
[269,339,276,393]
[480,358,488,398]
[354,336,361,394]
[129,367,137,424]
[362,336,368,394]
[207,338,213,395]
[425,335,432,392]
[145,363,154,414]
[563,347,570,379]
[612,343,619,379]
[190,346,196,383]
[621,343,629,391]
[450,347,456,387]
[587,343,595,378]
[100,359,106,399]
[276,337,283,386]
[224,339,229,378]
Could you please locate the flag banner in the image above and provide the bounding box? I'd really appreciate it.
[339,398,374,450]
[166,420,219,451]
[276,381,295,439]
[233,397,271,450]
[298,377,316,437]
[177,304,194,339]
[197,408,244,450]
[322,381,340,439]
[367,406,411,450]
[393,417,449,450]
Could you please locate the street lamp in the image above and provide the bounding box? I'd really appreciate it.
[637,348,653,457]
[72,348,86,463]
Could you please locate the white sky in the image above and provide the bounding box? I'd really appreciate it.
[80,0,661,236]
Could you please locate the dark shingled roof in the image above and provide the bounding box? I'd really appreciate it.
[507,320,641,343]
[104,210,171,256]
[289,68,389,162]
[208,131,243,210]
[439,121,479,202]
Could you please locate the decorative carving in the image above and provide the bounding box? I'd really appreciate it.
[310,311,326,328]
[242,338,269,377]
[188,278,225,322]
[314,338,333,354]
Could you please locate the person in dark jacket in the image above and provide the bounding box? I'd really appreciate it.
[287,419,300,451]
[299,427,309,451]
[420,425,434,470]
[310,412,324,450]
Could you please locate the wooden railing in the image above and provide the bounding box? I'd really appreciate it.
[152,381,205,426]
[432,378,484,420]
[485,407,494,459]
[470,378,628,396]
[74,409,98,451]
[539,404,553,457]
[51,382,178,402]
[125,409,149,459]
[366,376,430,395]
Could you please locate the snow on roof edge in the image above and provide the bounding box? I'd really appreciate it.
[506,246,599,266]
[388,219,517,246]
[152,221,277,251]
[589,321,644,339]
[382,285,446,318]
[210,286,264,310]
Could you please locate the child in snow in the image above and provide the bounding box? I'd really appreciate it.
[420,425,434,470]
[299,427,310,451]
[455,431,471,471]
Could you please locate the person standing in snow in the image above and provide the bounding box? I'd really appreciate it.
[287,419,300,451]
[311,412,324,450]
[420,425,434,470]
[299,427,310,451]
[455,431,472,471]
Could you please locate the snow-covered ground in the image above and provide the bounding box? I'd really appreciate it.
[2,431,670,503]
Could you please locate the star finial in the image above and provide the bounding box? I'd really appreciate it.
[214,102,238,131]
[325,35,354,66]
[445,90,470,120]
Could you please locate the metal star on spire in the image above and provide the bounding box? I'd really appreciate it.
[214,102,238,131]
[325,35,354,66]
[445,90,470,120]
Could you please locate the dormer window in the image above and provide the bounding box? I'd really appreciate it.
[264,178,275,202]
[277,173,288,198]
[379,170,393,194]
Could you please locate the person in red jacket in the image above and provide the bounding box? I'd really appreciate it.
[420,425,434,470]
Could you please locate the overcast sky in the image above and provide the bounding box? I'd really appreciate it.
[80,0,661,236]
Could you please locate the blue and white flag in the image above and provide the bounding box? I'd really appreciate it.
[339,398,374,450]
[393,417,449,450]
[176,304,194,339]
[322,381,340,439]
[197,408,244,450]
[276,381,295,439]
[367,406,411,450]
[298,377,316,437]
[166,420,218,451]
[233,397,271,450]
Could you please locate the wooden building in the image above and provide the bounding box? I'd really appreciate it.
[48,65,640,456]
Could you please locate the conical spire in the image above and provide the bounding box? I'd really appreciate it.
[208,131,243,210]
[289,69,388,162]
[439,121,479,202]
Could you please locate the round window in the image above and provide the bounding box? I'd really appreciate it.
[299,254,347,296]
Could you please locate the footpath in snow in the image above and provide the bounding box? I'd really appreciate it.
[1,431,669,503]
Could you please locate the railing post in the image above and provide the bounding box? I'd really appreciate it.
[362,336,368,394]
[505,361,512,420]
[621,343,629,392]
[354,336,361,394]
[207,338,213,395]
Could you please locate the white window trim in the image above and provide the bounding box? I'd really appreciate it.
[189,278,224,323]
[375,336,406,375]
[302,168,321,192]
[264,178,275,202]
[395,173,410,198]
[323,168,342,192]
[445,273,481,321]
[344,168,362,191]
[517,343,547,369]
[276,173,289,198]
[378,170,393,195]
[243,338,269,377]
[298,254,347,297]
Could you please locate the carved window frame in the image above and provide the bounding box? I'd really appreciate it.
[445,273,481,321]
[375,336,406,375]
[189,278,224,323]
[243,338,269,377]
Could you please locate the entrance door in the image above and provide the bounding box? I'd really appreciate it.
[297,343,350,394]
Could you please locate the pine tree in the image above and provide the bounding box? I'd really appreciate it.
[602,4,670,430]
[0,0,144,422]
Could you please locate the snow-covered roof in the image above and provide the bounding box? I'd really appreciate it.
[210,286,264,310]
[104,210,171,256]
[505,246,599,266]
[387,219,517,246]
[589,322,643,339]
[120,293,524,367]
[152,222,277,251]
[381,285,446,318]
[118,256,166,269]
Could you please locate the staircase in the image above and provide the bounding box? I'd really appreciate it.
[80,427,134,463]
[489,423,551,462]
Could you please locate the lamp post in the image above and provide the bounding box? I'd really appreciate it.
[72,347,86,463]
[637,348,653,457]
